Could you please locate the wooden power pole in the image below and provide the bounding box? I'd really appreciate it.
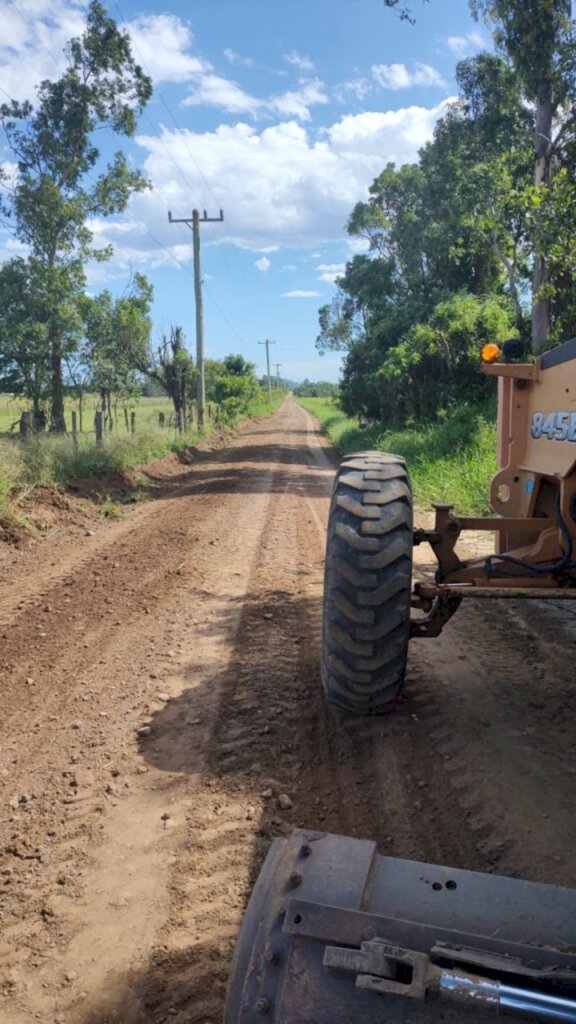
[259,339,275,401]
[274,363,282,390]
[168,208,224,427]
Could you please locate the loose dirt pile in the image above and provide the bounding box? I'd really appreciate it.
[0,398,575,1024]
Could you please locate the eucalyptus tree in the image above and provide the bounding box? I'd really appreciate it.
[0,1,152,431]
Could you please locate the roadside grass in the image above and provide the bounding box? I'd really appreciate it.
[297,397,498,515]
[0,391,284,521]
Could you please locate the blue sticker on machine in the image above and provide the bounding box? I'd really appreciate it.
[526,479,534,495]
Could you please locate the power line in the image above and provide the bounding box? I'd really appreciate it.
[106,0,261,326]
[7,0,66,75]
[1,1,250,346]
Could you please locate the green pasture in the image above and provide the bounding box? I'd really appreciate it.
[0,393,186,436]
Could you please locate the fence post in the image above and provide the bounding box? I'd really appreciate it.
[95,411,104,446]
[130,411,136,434]
[71,411,78,451]
[19,412,33,438]
[158,411,165,428]
[178,408,185,434]
[124,407,129,432]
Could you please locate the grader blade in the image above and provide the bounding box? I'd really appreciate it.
[225,830,576,1023]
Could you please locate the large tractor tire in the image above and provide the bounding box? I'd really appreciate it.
[322,451,413,715]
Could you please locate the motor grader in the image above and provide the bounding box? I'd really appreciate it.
[225,338,576,1023]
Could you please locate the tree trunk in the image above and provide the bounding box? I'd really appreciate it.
[492,239,524,334]
[531,89,554,354]
[173,397,184,433]
[50,330,66,432]
[32,394,46,433]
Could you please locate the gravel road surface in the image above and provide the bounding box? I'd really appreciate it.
[1,398,575,1024]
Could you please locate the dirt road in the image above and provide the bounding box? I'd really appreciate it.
[1,398,575,1024]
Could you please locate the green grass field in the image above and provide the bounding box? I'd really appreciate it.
[296,397,498,515]
[0,390,284,518]
[0,393,190,435]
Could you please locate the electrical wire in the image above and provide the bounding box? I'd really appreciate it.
[106,0,262,327]
[2,0,251,342]
[6,0,66,75]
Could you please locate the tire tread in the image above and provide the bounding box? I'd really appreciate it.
[322,452,413,715]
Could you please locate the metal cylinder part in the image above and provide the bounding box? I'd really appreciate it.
[439,971,576,1023]
[501,983,576,1023]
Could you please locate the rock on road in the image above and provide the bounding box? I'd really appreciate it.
[0,398,575,1024]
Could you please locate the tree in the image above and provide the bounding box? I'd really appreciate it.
[222,354,257,377]
[316,293,358,355]
[381,0,576,351]
[295,380,339,398]
[82,273,153,428]
[154,327,197,428]
[127,324,196,430]
[0,258,52,429]
[321,54,528,424]
[0,1,152,431]
[471,0,576,351]
[212,354,261,422]
[382,0,428,22]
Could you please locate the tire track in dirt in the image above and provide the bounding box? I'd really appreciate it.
[407,597,576,885]
[119,413,338,1024]
[1,399,576,1024]
[0,414,290,1023]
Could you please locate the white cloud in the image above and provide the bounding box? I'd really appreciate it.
[446,30,485,54]
[0,161,19,191]
[0,4,209,100]
[89,99,451,270]
[347,237,370,255]
[0,0,85,102]
[255,256,271,271]
[285,51,315,72]
[335,78,372,102]
[281,264,298,272]
[183,73,328,122]
[224,48,255,68]
[127,14,209,83]
[282,290,322,298]
[271,78,328,121]
[184,74,259,114]
[317,262,346,283]
[372,62,447,90]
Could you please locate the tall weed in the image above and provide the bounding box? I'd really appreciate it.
[297,398,498,515]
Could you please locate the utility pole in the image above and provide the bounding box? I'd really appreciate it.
[259,339,275,401]
[168,208,224,428]
[274,363,282,391]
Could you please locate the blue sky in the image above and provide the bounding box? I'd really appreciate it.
[0,0,488,382]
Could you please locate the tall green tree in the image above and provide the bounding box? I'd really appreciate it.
[82,273,153,427]
[471,0,576,350]
[0,258,52,429]
[0,1,152,431]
